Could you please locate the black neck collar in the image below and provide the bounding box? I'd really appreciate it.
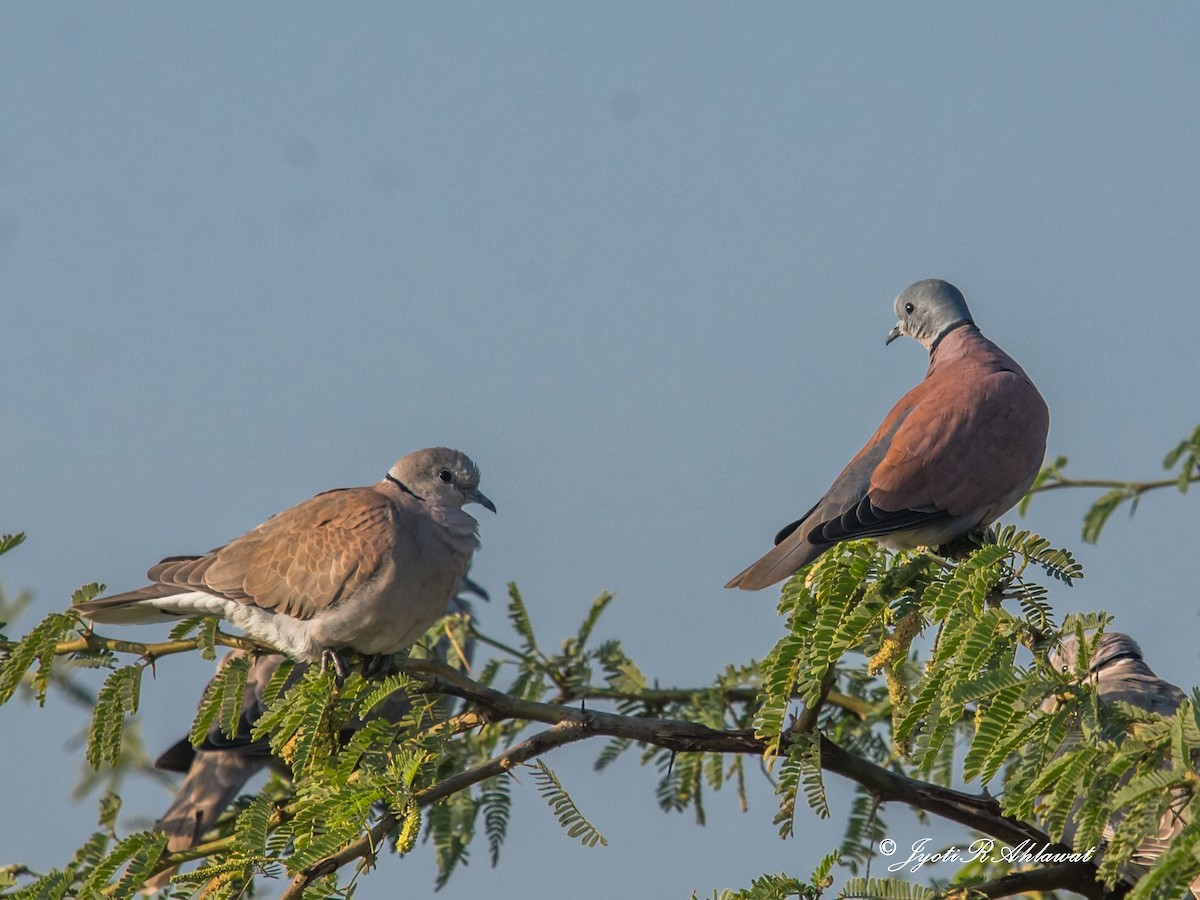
[929,319,972,355]
[1091,651,1143,673]
[386,473,425,502]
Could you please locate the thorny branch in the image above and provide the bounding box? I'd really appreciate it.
[275,660,1121,900]
[0,629,273,662]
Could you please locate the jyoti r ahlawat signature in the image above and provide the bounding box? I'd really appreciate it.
[879,836,1098,874]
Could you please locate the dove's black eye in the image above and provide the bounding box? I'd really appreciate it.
[438,469,454,484]
[904,302,915,314]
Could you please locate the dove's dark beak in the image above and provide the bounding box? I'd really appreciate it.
[886,322,903,345]
[468,488,496,514]
[459,574,490,602]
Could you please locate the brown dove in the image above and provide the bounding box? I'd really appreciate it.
[727,279,1049,590]
[75,448,494,667]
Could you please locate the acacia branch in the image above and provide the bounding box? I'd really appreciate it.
[570,684,872,720]
[465,624,873,719]
[942,861,1125,899]
[277,660,1118,900]
[0,628,272,660]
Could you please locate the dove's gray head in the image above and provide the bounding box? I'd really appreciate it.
[1047,631,1185,714]
[1050,632,1145,677]
[387,447,496,512]
[886,279,974,349]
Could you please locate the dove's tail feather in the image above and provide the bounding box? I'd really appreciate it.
[74,594,177,624]
[74,589,221,624]
[725,533,823,591]
[141,751,270,893]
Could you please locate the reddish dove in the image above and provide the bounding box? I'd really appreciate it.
[75,448,494,670]
[143,578,485,892]
[727,279,1049,590]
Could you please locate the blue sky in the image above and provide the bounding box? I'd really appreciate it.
[2,4,1198,898]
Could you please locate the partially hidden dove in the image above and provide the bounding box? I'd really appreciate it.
[1045,632,1197,896]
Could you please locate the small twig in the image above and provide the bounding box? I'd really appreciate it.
[1028,476,1189,496]
[440,621,472,674]
[467,628,527,661]
[793,666,837,734]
